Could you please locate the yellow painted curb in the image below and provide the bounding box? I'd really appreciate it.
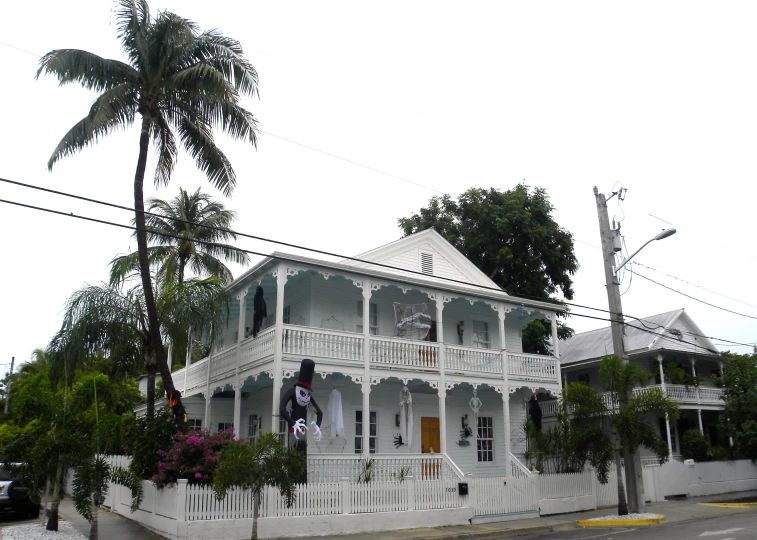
[576,515,665,527]
[699,502,757,508]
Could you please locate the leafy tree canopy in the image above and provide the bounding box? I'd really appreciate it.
[718,349,757,460]
[398,185,578,353]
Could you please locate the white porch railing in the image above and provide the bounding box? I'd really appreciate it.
[283,325,363,363]
[445,346,502,374]
[698,386,724,405]
[540,399,559,418]
[238,327,275,370]
[307,454,461,483]
[369,337,440,370]
[210,345,238,382]
[509,452,533,478]
[507,353,558,381]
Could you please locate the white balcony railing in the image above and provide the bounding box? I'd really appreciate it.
[283,325,363,363]
[445,345,502,374]
[370,337,440,370]
[507,353,559,381]
[238,326,276,370]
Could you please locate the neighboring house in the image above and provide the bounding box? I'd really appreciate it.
[137,229,564,478]
[552,308,724,461]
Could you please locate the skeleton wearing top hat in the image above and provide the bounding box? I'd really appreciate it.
[279,358,323,483]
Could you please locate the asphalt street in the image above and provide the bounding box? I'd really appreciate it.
[529,511,757,540]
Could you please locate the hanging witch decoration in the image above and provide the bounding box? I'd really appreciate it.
[279,358,323,483]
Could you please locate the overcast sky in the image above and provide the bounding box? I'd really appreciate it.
[1,1,755,373]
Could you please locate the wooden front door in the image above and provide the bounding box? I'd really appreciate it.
[420,417,440,454]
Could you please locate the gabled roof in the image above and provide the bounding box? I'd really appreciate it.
[340,228,503,291]
[560,308,720,365]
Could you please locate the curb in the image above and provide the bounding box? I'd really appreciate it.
[699,502,757,508]
[426,525,555,539]
[576,515,665,527]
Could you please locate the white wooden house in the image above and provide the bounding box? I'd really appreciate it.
[552,309,724,461]
[140,229,564,479]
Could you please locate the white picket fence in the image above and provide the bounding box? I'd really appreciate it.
[471,476,539,517]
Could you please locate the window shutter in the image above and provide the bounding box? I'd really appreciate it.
[420,252,433,275]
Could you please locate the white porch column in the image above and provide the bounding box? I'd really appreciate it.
[204,390,212,431]
[271,268,287,432]
[167,341,173,371]
[234,288,249,439]
[436,295,447,454]
[499,306,511,476]
[204,326,214,430]
[182,328,192,395]
[550,313,562,388]
[697,409,704,435]
[658,354,673,457]
[233,384,242,437]
[362,282,372,451]
[690,358,701,405]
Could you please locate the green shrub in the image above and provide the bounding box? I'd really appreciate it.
[681,429,711,462]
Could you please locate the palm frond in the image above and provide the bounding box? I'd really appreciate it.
[152,113,177,187]
[114,0,151,69]
[36,49,137,92]
[177,117,236,196]
[47,84,138,170]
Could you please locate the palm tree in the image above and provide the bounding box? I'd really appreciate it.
[109,187,249,287]
[49,277,229,418]
[562,355,680,516]
[37,0,259,430]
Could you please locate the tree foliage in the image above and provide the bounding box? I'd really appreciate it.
[718,349,757,461]
[398,185,578,353]
[38,0,260,431]
[109,187,249,287]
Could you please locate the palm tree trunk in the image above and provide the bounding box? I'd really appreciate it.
[251,488,260,540]
[146,366,155,420]
[47,458,64,531]
[134,114,188,432]
[41,478,51,525]
[615,446,628,516]
[90,503,98,540]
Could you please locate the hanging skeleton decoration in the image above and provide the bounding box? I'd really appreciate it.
[252,286,267,338]
[279,358,323,483]
[469,387,482,438]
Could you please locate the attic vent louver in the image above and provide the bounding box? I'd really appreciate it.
[421,252,433,275]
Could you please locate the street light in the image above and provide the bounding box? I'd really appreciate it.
[613,228,676,275]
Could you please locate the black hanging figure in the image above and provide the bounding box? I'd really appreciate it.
[252,286,267,338]
[279,358,323,483]
[529,395,542,431]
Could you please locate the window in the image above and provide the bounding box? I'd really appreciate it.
[216,338,225,351]
[477,416,494,462]
[217,422,234,434]
[278,418,288,444]
[188,418,202,431]
[248,414,260,445]
[357,301,378,335]
[355,411,377,454]
[283,305,291,324]
[420,252,434,275]
[473,321,490,349]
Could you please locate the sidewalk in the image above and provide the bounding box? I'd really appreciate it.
[325,490,757,540]
[58,497,164,540]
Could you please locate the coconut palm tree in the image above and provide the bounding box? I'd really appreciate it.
[49,277,229,418]
[37,0,259,430]
[109,187,249,287]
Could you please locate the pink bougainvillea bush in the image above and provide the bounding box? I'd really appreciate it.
[152,429,236,488]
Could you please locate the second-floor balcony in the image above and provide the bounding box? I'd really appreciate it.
[173,323,560,396]
[541,383,724,418]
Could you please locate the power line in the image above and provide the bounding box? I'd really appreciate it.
[632,271,757,321]
[0,41,41,58]
[629,261,757,310]
[3,176,754,350]
[1,193,750,356]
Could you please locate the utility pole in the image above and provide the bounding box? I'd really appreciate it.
[4,357,15,415]
[593,187,646,514]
